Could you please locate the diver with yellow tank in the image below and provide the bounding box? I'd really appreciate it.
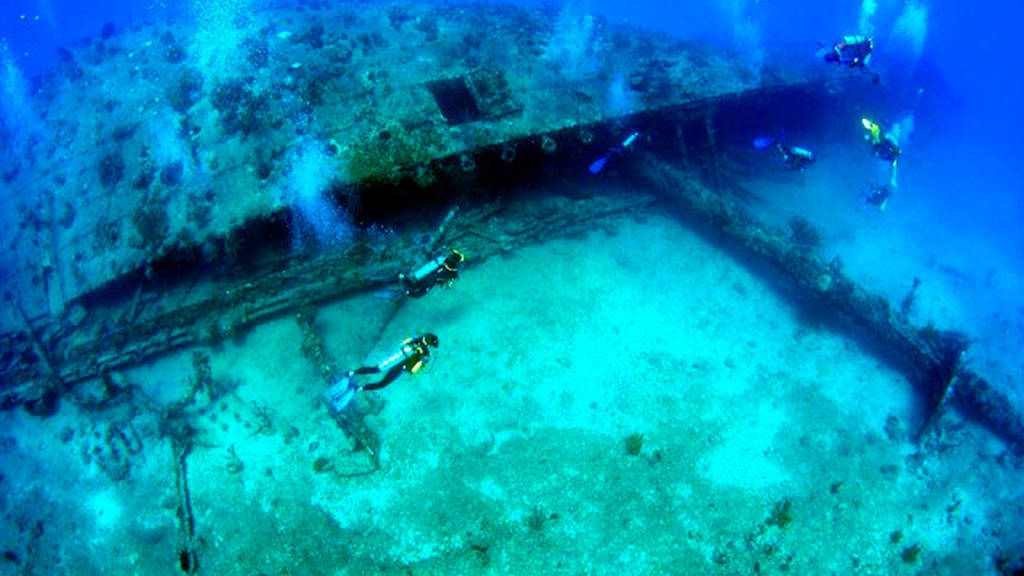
[324,332,440,412]
[862,117,902,189]
[399,247,466,298]
[324,245,463,412]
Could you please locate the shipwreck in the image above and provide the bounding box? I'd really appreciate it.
[0,1,1019,459]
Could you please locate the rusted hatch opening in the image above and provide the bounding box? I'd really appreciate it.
[427,77,481,125]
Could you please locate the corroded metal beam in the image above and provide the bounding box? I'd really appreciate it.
[636,154,1024,452]
[0,190,655,410]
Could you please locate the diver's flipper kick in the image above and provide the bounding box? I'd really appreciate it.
[589,131,642,174]
[753,133,815,171]
[324,333,440,412]
[374,247,466,300]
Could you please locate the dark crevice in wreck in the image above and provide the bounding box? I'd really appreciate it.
[427,77,482,125]
[93,121,665,302]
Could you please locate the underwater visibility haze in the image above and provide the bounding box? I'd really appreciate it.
[0,0,1022,574]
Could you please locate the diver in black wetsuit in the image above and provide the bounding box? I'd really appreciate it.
[863,183,891,211]
[400,248,465,298]
[822,35,879,83]
[323,333,440,413]
[348,333,439,391]
[824,35,873,69]
[776,140,815,171]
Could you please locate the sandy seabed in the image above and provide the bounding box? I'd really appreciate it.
[1,203,1021,575]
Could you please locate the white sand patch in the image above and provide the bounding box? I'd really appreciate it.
[814,350,916,432]
[215,317,314,399]
[129,352,195,406]
[386,526,455,564]
[86,488,123,531]
[311,481,396,531]
[377,215,741,446]
[699,400,790,490]
[472,476,506,501]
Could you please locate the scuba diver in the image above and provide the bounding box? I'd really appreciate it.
[863,183,891,211]
[824,35,873,69]
[862,118,901,187]
[348,332,439,390]
[820,35,879,83]
[399,248,465,298]
[776,140,815,171]
[752,135,815,171]
[323,332,440,412]
[589,131,641,174]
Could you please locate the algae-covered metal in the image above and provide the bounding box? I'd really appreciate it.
[0,2,821,329]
